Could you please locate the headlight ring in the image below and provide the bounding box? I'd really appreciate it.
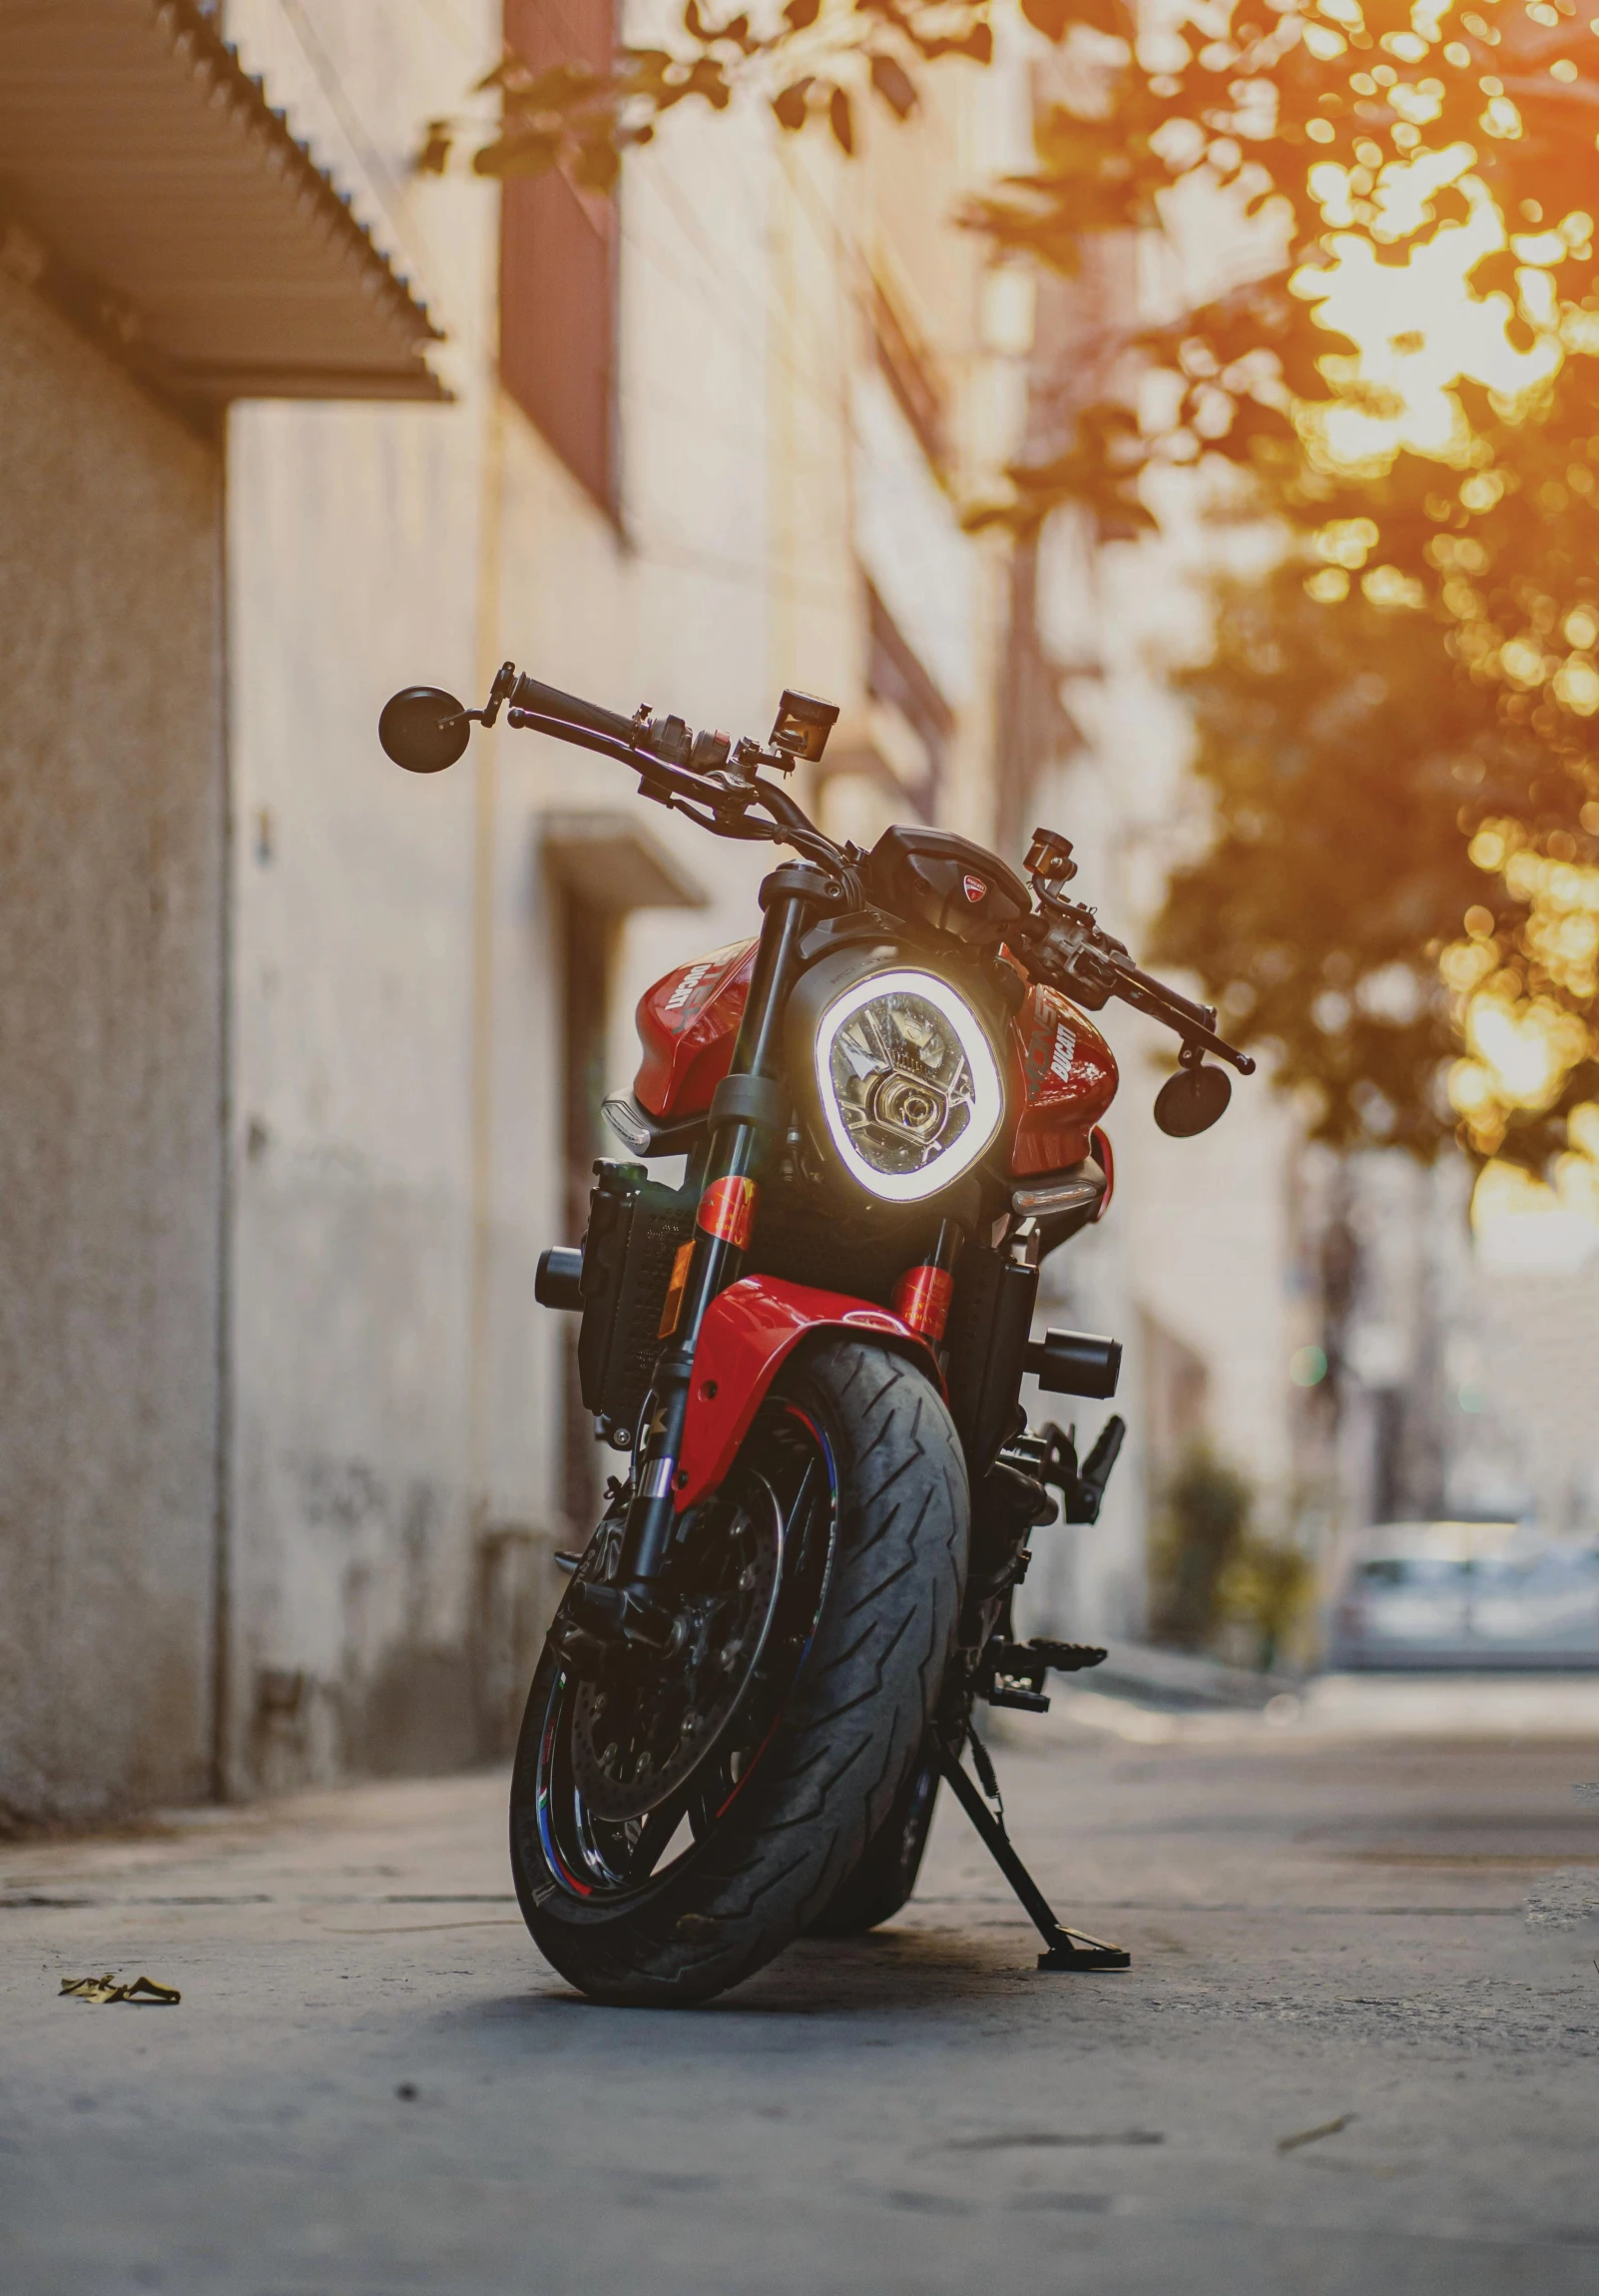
[813,968,1004,1203]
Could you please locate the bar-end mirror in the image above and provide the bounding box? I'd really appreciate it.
[378,687,470,775]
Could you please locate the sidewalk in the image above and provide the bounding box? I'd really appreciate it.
[3,1690,1597,2294]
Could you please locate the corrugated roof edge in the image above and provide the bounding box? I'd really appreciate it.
[155,0,445,352]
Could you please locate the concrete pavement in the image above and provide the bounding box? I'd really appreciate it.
[3,1679,1598,2294]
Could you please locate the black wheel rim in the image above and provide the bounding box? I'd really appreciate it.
[529,1404,837,1906]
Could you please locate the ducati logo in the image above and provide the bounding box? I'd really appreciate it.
[962,872,986,903]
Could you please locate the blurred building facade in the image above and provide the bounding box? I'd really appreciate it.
[1,0,1037,1821]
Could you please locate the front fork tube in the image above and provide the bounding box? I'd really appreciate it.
[615,870,821,1607]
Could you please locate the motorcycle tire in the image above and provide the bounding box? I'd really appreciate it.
[804,1749,939,1937]
[509,1336,967,2007]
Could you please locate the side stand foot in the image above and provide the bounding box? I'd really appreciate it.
[1036,1935,1131,1973]
[935,1731,1130,1975]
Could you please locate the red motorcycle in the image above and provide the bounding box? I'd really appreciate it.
[380,665,1252,2006]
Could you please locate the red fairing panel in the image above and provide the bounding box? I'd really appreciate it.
[674,1276,938,1510]
[634,937,758,1119]
[1007,982,1118,1177]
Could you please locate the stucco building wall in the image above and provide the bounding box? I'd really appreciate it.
[0,268,225,1826]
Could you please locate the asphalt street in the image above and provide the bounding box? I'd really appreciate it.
[4,1678,1598,2296]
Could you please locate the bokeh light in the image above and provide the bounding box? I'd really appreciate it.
[1292,152,1569,471]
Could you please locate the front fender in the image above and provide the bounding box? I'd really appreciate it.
[675,1275,940,1510]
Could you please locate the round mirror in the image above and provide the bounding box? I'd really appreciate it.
[1154,1063,1232,1138]
[378,687,470,775]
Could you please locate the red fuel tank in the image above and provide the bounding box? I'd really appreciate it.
[634,937,758,1118]
[1007,982,1118,1175]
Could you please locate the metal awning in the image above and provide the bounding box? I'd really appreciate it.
[0,0,444,402]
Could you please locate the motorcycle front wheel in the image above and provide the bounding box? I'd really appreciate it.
[509,1336,967,2007]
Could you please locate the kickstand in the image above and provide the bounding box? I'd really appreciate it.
[935,1728,1130,1973]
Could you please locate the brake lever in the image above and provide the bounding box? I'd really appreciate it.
[1026,901,1255,1075]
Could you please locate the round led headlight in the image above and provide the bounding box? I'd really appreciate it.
[813,969,1004,1203]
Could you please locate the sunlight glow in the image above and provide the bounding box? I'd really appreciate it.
[1442,829,1599,1156]
[1291,156,1567,470]
[1471,1153,1599,1276]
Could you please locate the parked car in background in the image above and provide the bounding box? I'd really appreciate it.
[1328,1520,1599,1671]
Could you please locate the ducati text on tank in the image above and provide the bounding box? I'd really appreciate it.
[380,666,1254,2005]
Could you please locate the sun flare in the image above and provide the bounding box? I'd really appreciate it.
[1291,148,1577,469]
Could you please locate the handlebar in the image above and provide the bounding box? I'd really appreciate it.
[380,664,1254,1077]
[508,670,646,753]
[480,662,852,879]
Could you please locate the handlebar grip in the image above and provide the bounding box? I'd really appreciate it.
[510,672,642,750]
[1112,957,1214,1033]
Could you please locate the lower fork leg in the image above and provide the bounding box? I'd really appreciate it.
[935,1734,1130,1973]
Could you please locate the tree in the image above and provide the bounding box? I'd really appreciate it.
[1148,1440,1254,1649]
[1155,564,1485,1153]
[419,0,1599,1162]
[1155,550,1599,1164]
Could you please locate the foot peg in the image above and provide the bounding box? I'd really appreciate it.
[980,1637,1107,1712]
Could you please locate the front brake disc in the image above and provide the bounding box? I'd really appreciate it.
[568,1477,783,1823]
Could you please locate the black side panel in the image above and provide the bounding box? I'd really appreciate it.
[577,1165,694,1432]
[943,1241,1037,1476]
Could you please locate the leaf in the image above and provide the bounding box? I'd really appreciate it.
[500,61,603,115]
[682,53,734,107]
[1468,247,1521,301]
[828,84,855,154]
[471,128,562,178]
[869,53,918,119]
[413,120,453,176]
[773,77,814,130]
[1021,0,1129,36]
[1020,0,1075,41]
[572,132,623,194]
[473,51,526,94]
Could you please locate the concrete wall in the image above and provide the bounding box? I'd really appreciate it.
[218,1,778,1794]
[221,0,503,1789]
[0,268,225,1827]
